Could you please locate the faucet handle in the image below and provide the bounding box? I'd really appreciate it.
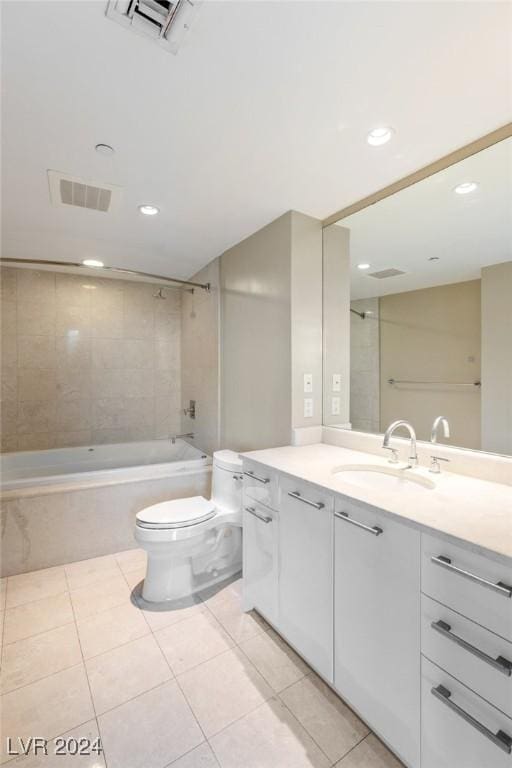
[383,446,400,464]
[429,455,450,474]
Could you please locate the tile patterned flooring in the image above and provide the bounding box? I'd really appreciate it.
[0,552,404,768]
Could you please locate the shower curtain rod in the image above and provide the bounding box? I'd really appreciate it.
[0,258,211,292]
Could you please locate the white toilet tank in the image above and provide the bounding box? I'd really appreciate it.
[211,450,243,514]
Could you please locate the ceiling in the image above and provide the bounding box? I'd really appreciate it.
[341,137,512,299]
[1,1,511,280]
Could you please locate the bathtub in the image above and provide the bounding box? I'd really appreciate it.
[0,439,212,576]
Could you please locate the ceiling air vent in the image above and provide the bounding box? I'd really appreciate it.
[368,268,406,279]
[47,171,122,213]
[105,0,201,54]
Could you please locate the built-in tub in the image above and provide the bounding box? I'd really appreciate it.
[0,439,212,576]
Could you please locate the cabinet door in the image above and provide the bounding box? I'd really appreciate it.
[278,477,334,682]
[334,500,420,768]
[242,499,278,624]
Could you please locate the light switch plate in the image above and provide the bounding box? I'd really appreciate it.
[304,398,313,418]
[303,374,313,393]
[331,396,340,415]
[332,374,341,392]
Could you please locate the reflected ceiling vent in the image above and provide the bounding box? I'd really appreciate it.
[47,171,122,213]
[367,268,406,279]
[105,0,202,54]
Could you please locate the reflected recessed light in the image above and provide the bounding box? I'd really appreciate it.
[82,259,104,268]
[357,263,371,270]
[367,127,394,146]
[95,143,115,156]
[139,205,159,216]
[454,182,478,195]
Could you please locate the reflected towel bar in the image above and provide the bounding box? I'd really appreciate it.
[387,379,481,388]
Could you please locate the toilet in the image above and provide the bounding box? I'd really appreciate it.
[134,449,243,603]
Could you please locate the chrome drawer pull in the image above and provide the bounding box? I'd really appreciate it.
[431,555,512,598]
[335,511,383,536]
[432,620,512,677]
[244,470,270,485]
[432,685,512,754]
[288,491,324,510]
[245,506,272,524]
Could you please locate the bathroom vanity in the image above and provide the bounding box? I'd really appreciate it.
[241,443,512,768]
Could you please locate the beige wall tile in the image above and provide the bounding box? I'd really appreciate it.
[17,401,57,434]
[2,269,193,452]
[18,369,56,401]
[18,336,56,368]
[17,301,56,336]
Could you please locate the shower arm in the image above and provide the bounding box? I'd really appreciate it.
[0,258,211,292]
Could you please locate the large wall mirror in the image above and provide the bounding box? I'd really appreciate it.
[322,134,512,457]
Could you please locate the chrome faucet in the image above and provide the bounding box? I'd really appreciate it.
[382,420,418,467]
[431,416,450,444]
[170,432,195,445]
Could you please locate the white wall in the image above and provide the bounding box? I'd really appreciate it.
[481,261,512,455]
[322,225,351,427]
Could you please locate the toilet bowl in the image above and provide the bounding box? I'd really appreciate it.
[134,449,243,602]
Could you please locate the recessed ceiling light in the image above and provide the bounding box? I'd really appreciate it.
[454,181,478,195]
[95,143,115,156]
[357,263,371,270]
[139,205,160,216]
[367,127,394,146]
[82,259,104,268]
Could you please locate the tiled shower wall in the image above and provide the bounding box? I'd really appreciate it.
[0,268,182,452]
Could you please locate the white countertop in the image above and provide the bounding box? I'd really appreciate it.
[242,443,512,563]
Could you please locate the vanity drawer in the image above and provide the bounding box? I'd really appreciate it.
[421,534,512,641]
[421,656,512,768]
[422,594,512,718]
[243,460,278,510]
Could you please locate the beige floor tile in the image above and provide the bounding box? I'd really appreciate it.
[0,578,6,610]
[70,571,130,621]
[0,665,94,764]
[98,680,204,768]
[178,648,273,737]
[0,611,4,649]
[86,634,172,714]
[207,598,268,644]
[76,601,149,659]
[199,577,243,610]
[65,556,120,591]
[10,720,106,767]
[138,593,207,631]
[155,611,234,675]
[1,624,82,693]
[239,628,309,692]
[6,567,67,609]
[115,548,147,574]
[167,743,220,768]
[334,734,404,767]
[209,697,330,768]
[123,566,146,591]
[280,674,370,764]
[3,593,74,646]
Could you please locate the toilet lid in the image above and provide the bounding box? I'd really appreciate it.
[136,496,216,530]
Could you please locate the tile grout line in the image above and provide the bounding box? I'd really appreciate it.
[62,565,109,768]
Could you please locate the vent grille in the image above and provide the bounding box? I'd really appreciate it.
[48,171,122,213]
[105,0,201,54]
[368,268,406,279]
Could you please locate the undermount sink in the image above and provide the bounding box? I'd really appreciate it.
[331,464,436,491]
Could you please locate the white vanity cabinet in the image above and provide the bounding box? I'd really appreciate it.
[243,499,279,625]
[278,476,334,682]
[334,498,421,768]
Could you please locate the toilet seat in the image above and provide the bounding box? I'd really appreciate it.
[136,496,216,530]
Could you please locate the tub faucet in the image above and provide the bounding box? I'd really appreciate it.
[170,433,195,444]
[382,420,418,467]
